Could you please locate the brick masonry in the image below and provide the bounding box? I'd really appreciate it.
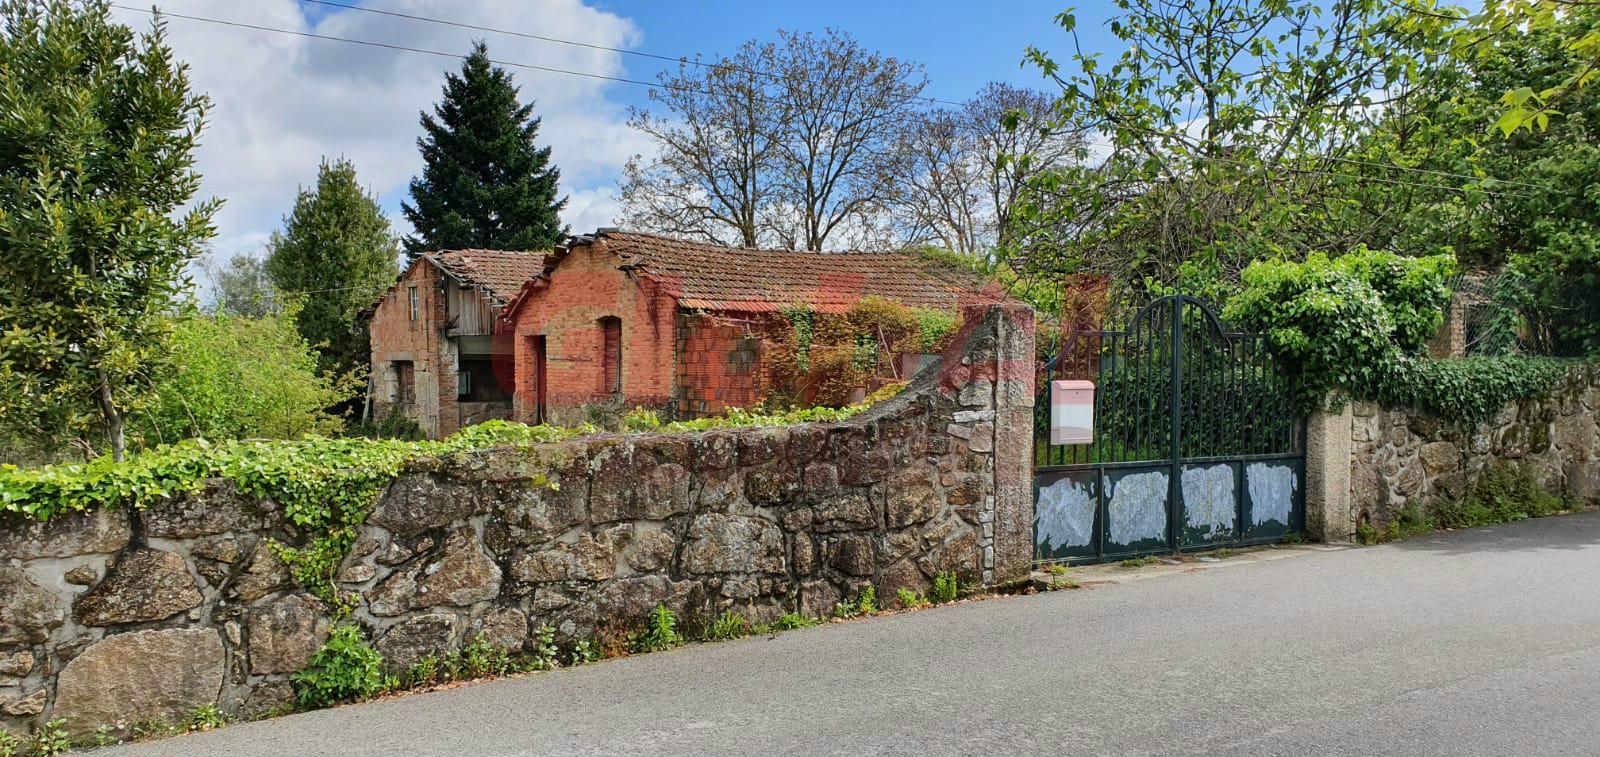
[506,238,680,426]
[369,262,453,437]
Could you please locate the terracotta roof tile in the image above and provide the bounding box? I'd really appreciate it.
[427,249,546,305]
[593,230,999,314]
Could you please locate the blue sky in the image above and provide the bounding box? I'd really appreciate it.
[591,0,1095,105]
[108,1,1120,269]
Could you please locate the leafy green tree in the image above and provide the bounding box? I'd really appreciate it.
[265,157,398,376]
[202,252,278,317]
[1460,1,1600,135]
[0,0,216,462]
[134,307,356,447]
[1357,8,1600,356]
[403,41,566,257]
[1009,0,1453,304]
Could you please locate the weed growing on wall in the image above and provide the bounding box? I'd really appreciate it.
[28,721,69,757]
[767,612,819,632]
[896,588,930,609]
[1435,463,1565,529]
[290,624,385,709]
[931,571,960,603]
[855,585,877,614]
[834,585,883,618]
[631,604,684,653]
[702,611,751,641]
[568,639,600,666]
[519,625,556,670]
[1358,463,1571,545]
[185,704,225,732]
[621,384,904,435]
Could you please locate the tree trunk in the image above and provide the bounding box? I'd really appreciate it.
[95,368,126,462]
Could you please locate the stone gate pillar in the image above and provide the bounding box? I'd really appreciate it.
[951,302,1036,586]
[1305,397,1354,542]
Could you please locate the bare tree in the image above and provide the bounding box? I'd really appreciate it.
[899,83,1082,255]
[619,29,925,250]
[966,84,1081,249]
[899,108,985,253]
[619,41,785,247]
[771,29,926,251]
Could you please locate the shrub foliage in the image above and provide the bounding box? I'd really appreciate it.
[1224,248,1579,425]
[290,624,384,709]
[133,309,356,448]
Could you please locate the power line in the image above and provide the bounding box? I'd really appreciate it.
[293,0,1551,193]
[297,0,967,109]
[111,4,1543,200]
[109,3,935,126]
[297,0,801,89]
[111,4,690,94]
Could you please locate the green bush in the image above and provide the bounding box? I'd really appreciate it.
[930,571,959,603]
[1436,462,1563,528]
[1224,248,1454,407]
[133,309,357,448]
[1225,248,1582,424]
[290,625,384,709]
[348,409,425,441]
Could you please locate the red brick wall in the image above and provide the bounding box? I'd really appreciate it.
[369,259,480,435]
[508,239,679,425]
[675,313,773,417]
[368,261,462,438]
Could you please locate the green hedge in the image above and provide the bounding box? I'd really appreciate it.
[1224,248,1586,426]
[1369,355,1577,426]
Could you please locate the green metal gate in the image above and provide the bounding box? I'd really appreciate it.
[1033,295,1305,563]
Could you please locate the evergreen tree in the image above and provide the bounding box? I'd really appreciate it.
[0,0,216,461]
[403,41,567,257]
[266,158,398,376]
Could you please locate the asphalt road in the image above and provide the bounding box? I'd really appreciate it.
[105,512,1600,756]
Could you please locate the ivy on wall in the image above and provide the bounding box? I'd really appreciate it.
[0,387,912,605]
[768,297,960,407]
[0,421,579,606]
[1223,247,1585,426]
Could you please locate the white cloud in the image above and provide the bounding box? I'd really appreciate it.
[111,0,649,257]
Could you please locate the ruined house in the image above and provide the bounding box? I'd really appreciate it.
[367,249,544,438]
[499,229,999,425]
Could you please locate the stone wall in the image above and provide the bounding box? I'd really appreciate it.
[1308,367,1600,537]
[0,303,1034,740]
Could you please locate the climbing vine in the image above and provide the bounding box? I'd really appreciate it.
[0,422,582,605]
[1223,248,1586,426]
[768,297,960,407]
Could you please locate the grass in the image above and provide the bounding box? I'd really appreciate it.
[1357,464,1579,545]
[1043,563,1080,589]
